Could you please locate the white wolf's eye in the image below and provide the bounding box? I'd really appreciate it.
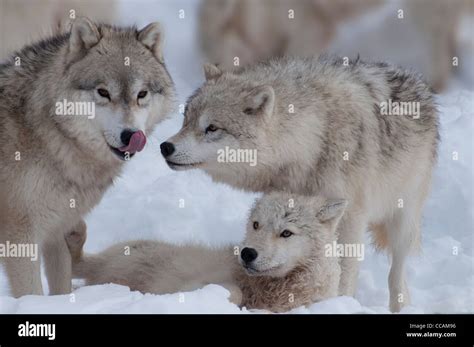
[280,230,293,238]
[97,88,111,101]
[253,221,259,230]
[137,91,148,99]
[205,124,218,133]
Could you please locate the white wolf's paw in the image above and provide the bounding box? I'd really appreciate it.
[65,220,87,258]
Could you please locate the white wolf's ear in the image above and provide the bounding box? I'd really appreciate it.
[138,22,164,63]
[204,63,223,81]
[243,85,275,119]
[316,199,347,226]
[68,17,100,63]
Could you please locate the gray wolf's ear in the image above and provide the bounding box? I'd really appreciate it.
[243,85,275,119]
[138,22,164,63]
[68,17,100,63]
[55,15,73,34]
[316,199,347,225]
[204,63,223,81]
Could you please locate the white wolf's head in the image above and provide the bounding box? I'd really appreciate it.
[54,18,174,163]
[240,193,346,277]
[160,63,291,188]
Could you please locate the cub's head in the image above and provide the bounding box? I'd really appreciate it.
[160,64,275,180]
[240,193,347,278]
[56,17,174,163]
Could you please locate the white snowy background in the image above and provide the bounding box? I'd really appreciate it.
[0,0,472,314]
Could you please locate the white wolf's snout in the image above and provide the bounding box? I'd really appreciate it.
[160,133,210,170]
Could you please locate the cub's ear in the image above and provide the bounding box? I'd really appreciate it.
[67,17,100,63]
[243,85,275,119]
[138,22,164,63]
[316,199,347,226]
[203,63,223,81]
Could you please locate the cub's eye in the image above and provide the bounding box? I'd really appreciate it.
[137,90,148,99]
[280,230,293,238]
[205,124,218,133]
[97,88,110,100]
[253,221,259,230]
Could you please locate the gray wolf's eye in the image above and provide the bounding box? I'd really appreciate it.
[97,88,111,100]
[243,107,253,115]
[280,230,293,238]
[253,221,259,230]
[205,124,218,133]
[137,91,148,99]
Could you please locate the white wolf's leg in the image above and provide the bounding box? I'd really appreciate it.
[42,224,78,295]
[0,228,43,297]
[336,213,367,296]
[64,220,87,262]
[385,207,420,312]
[65,223,104,281]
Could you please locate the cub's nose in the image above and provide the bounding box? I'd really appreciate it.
[241,247,258,263]
[120,129,135,146]
[160,141,175,157]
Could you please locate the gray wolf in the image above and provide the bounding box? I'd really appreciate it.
[160,56,439,312]
[65,193,344,312]
[0,17,175,297]
[198,0,473,91]
[198,0,382,70]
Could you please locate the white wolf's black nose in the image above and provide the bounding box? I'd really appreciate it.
[160,141,175,157]
[121,129,135,146]
[241,247,258,263]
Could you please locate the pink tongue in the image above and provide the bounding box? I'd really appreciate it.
[119,130,146,153]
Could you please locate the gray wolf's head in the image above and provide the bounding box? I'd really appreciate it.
[160,64,279,182]
[240,193,347,278]
[55,17,174,163]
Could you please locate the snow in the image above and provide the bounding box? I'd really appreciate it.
[0,0,472,314]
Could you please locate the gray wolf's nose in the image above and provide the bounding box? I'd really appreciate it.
[120,129,135,146]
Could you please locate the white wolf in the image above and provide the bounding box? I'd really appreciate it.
[0,18,175,297]
[65,193,344,312]
[161,56,439,312]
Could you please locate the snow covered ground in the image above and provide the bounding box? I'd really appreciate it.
[0,0,472,314]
